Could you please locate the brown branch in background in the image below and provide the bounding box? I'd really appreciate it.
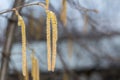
[83,12,89,33]
[57,45,79,80]
[76,40,120,64]
[63,72,69,80]
[28,10,35,37]
[10,60,23,80]
[67,36,73,58]
[67,0,98,34]
[67,0,98,13]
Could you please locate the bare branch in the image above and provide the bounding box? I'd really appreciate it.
[0,2,46,14]
[67,0,98,13]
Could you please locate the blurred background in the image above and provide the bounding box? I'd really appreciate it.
[0,0,120,80]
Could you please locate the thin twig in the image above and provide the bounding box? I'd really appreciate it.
[67,0,98,13]
[0,2,46,14]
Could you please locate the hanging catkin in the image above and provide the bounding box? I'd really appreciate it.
[14,10,28,80]
[46,0,49,9]
[50,11,58,72]
[25,69,29,80]
[31,53,40,80]
[46,10,52,71]
[31,53,35,80]
[60,0,67,26]
[35,57,40,80]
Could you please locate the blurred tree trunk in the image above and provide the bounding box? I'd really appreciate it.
[0,0,24,80]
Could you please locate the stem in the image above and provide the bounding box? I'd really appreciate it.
[0,2,46,14]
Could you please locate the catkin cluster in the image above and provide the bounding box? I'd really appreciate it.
[46,10,58,72]
[14,10,29,80]
[7,1,58,80]
[12,2,57,80]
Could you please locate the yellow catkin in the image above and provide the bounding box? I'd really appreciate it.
[60,0,67,26]
[46,0,49,9]
[31,53,35,80]
[24,68,29,80]
[50,11,58,72]
[34,57,40,80]
[46,10,52,71]
[14,10,28,80]
[31,53,40,80]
